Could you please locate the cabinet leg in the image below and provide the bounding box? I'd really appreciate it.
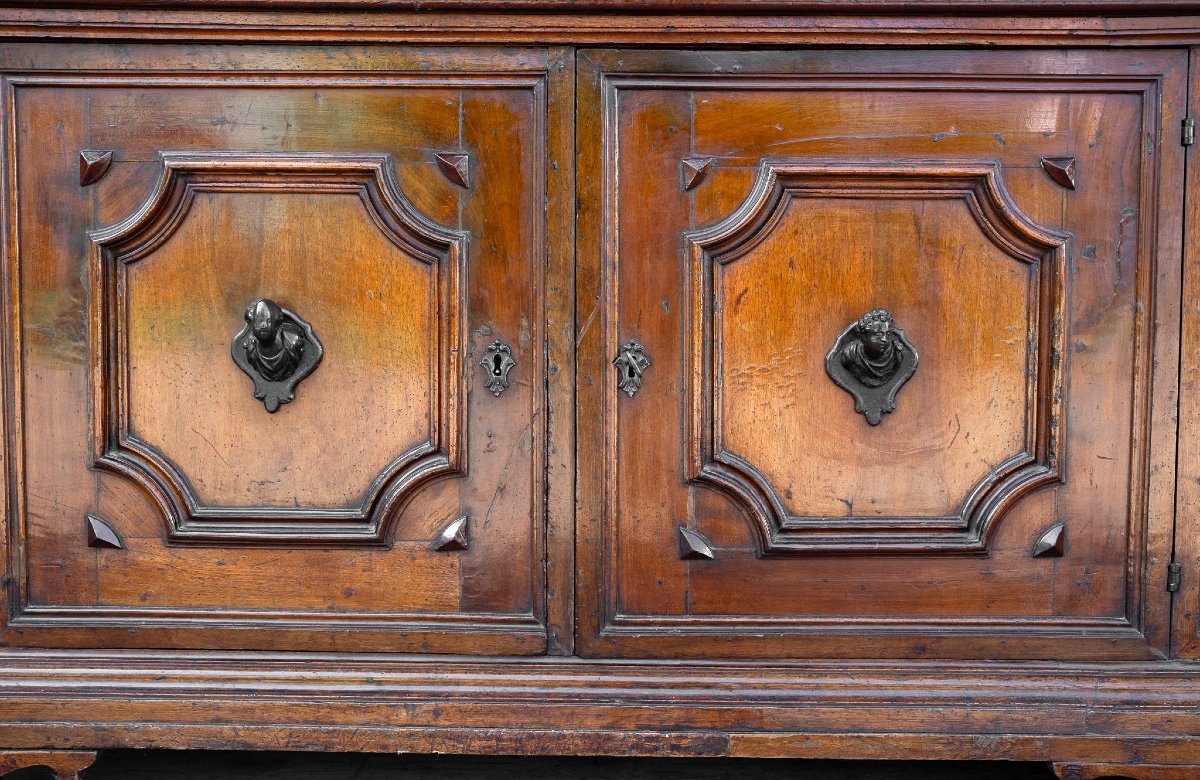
[0,750,97,779]
[1053,762,1200,780]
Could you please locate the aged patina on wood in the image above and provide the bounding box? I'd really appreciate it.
[0,3,1198,780]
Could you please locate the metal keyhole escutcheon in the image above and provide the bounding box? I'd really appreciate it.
[481,340,516,396]
[613,341,650,397]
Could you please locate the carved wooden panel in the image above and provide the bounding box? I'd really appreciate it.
[685,161,1066,554]
[577,48,1184,660]
[89,152,465,544]
[2,47,563,654]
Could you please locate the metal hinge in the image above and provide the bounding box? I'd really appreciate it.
[1183,116,1195,146]
[1168,561,1183,593]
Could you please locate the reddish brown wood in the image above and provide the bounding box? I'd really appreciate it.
[434,152,470,189]
[17,0,1200,10]
[0,653,1193,763]
[1040,157,1078,190]
[576,47,1185,660]
[77,150,112,187]
[0,750,97,780]
[1053,764,1200,780]
[0,5,1196,776]
[1172,46,1200,660]
[542,45,575,656]
[2,11,1200,47]
[2,44,560,655]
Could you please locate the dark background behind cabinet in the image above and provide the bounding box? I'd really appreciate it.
[9,752,1057,779]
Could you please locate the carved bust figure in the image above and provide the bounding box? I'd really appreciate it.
[243,299,305,382]
[839,308,905,388]
[825,307,918,425]
[231,297,323,412]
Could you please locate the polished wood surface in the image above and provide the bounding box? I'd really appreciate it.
[1171,46,1200,662]
[4,45,567,654]
[0,4,1197,777]
[576,48,1184,660]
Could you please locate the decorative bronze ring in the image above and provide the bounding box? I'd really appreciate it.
[232,298,323,413]
[825,308,918,425]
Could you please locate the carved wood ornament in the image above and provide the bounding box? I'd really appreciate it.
[432,515,470,551]
[84,514,123,549]
[1032,521,1066,557]
[684,161,1069,555]
[681,157,714,191]
[88,152,468,545]
[1040,156,1078,190]
[677,525,716,560]
[435,152,471,188]
[0,751,98,780]
[78,149,113,186]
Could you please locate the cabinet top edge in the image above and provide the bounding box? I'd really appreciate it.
[10,0,1200,11]
[2,7,1200,46]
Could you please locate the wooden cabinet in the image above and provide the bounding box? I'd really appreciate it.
[576,49,1186,662]
[5,45,564,655]
[1,7,1200,780]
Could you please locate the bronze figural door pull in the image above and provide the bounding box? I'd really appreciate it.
[825,308,918,425]
[232,298,324,413]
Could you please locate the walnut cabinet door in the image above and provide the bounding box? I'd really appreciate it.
[1,44,572,654]
[577,49,1186,660]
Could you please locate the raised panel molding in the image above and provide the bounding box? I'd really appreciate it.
[88,152,468,545]
[684,161,1068,555]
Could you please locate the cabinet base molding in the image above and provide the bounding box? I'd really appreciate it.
[1053,764,1200,780]
[0,652,1199,766]
[0,750,97,780]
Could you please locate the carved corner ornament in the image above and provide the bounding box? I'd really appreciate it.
[85,513,123,549]
[432,515,469,551]
[677,525,715,560]
[79,149,113,186]
[481,340,516,396]
[1040,156,1077,190]
[825,308,918,425]
[435,152,470,189]
[681,156,714,191]
[232,298,324,413]
[1032,521,1066,558]
[613,341,650,397]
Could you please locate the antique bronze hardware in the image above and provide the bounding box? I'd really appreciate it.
[825,308,918,425]
[232,298,324,413]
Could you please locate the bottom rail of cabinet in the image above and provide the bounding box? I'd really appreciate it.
[0,650,1197,771]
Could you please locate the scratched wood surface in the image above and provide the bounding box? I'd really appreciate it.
[575,47,1185,661]
[3,44,568,655]
[0,8,1196,778]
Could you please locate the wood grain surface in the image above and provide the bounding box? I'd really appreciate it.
[576,47,1184,660]
[0,6,1197,776]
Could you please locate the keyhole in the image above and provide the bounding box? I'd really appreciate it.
[627,364,636,379]
[493,353,504,376]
